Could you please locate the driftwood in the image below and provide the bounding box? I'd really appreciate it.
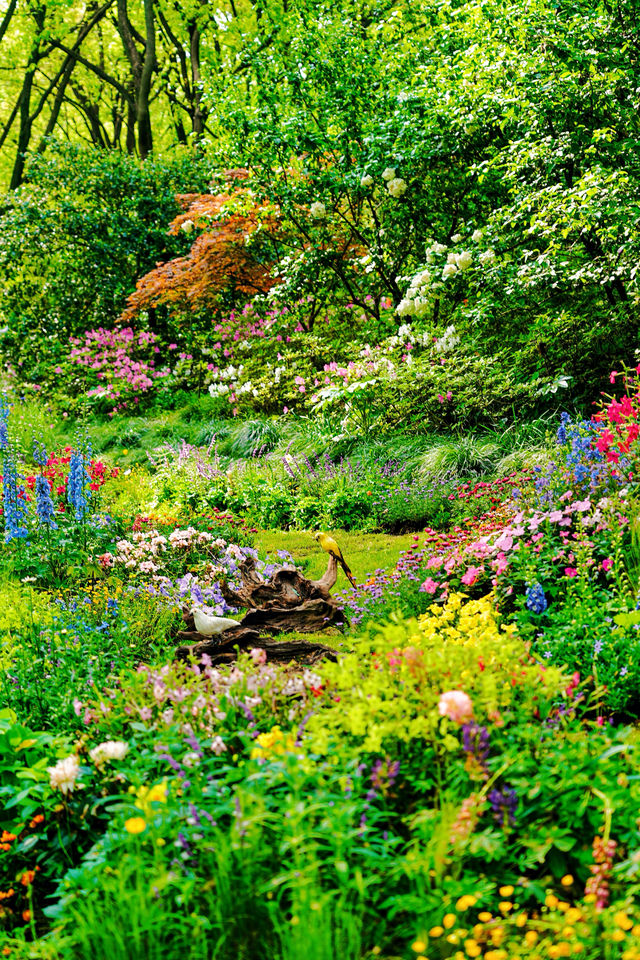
[174,554,344,665]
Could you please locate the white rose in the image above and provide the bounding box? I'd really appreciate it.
[431,242,448,254]
[387,178,407,198]
[180,219,195,235]
[451,233,463,244]
[442,263,458,279]
[381,167,396,181]
[360,173,374,188]
[471,229,483,243]
[456,250,473,270]
[310,201,326,219]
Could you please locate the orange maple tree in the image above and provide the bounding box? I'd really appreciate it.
[121,186,279,322]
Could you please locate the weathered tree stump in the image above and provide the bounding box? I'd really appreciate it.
[174,554,345,665]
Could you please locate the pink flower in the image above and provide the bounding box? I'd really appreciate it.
[438,690,473,724]
[446,390,453,400]
[250,648,267,665]
[491,552,509,575]
[461,565,483,586]
[420,577,439,594]
[494,531,513,552]
[564,567,578,578]
[602,557,613,571]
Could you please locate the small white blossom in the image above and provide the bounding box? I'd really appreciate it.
[451,233,463,244]
[381,166,396,181]
[431,242,448,254]
[360,173,374,188]
[180,219,195,235]
[310,201,326,219]
[48,754,80,796]
[471,229,483,243]
[479,248,496,264]
[89,741,129,765]
[457,250,473,270]
[442,263,458,279]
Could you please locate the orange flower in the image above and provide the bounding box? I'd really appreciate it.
[0,889,15,900]
[20,870,36,887]
[22,909,31,922]
[0,831,16,843]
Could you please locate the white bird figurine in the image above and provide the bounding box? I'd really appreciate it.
[190,606,241,637]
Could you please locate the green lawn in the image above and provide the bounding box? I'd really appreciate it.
[253,528,418,584]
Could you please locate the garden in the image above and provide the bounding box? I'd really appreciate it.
[2,0,640,958]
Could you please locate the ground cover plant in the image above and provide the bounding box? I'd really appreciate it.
[2,0,640,956]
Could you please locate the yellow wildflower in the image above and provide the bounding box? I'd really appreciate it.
[124,816,147,834]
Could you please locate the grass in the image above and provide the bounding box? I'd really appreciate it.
[253,528,416,583]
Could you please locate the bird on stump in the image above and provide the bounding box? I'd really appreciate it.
[313,531,357,588]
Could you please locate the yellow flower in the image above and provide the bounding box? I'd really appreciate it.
[612,929,627,943]
[477,912,492,922]
[429,926,444,938]
[412,941,427,954]
[615,912,634,931]
[498,885,514,897]
[456,895,478,911]
[464,940,481,957]
[545,894,559,909]
[524,931,538,946]
[561,874,573,886]
[443,913,456,929]
[124,816,147,834]
[566,908,582,924]
[498,901,513,914]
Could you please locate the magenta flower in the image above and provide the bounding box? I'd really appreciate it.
[564,567,578,578]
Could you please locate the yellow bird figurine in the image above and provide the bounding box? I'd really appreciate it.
[313,531,357,588]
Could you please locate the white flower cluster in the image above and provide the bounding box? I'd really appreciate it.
[442,249,473,279]
[396,228,495,318]
[396,266,434,318]
[208,363,259,400]
[89,740,128,765]
[48,754,80,796]
[434,324,460,354]
[310,201,326,219]
[358,165,407,198]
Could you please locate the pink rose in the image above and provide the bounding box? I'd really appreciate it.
[564,567,578,578]
[602,557,613,572]
[438,690,473,724]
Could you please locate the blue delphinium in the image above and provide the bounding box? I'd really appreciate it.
[33,440,48,467]
[67,449,92,521]
[35,474,58,529]
[3,449,29,542]
[0,395,10,450]
[556,411,571,444]
[525,583,548,614]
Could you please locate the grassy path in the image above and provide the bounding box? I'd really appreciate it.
[253,529,418,584]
